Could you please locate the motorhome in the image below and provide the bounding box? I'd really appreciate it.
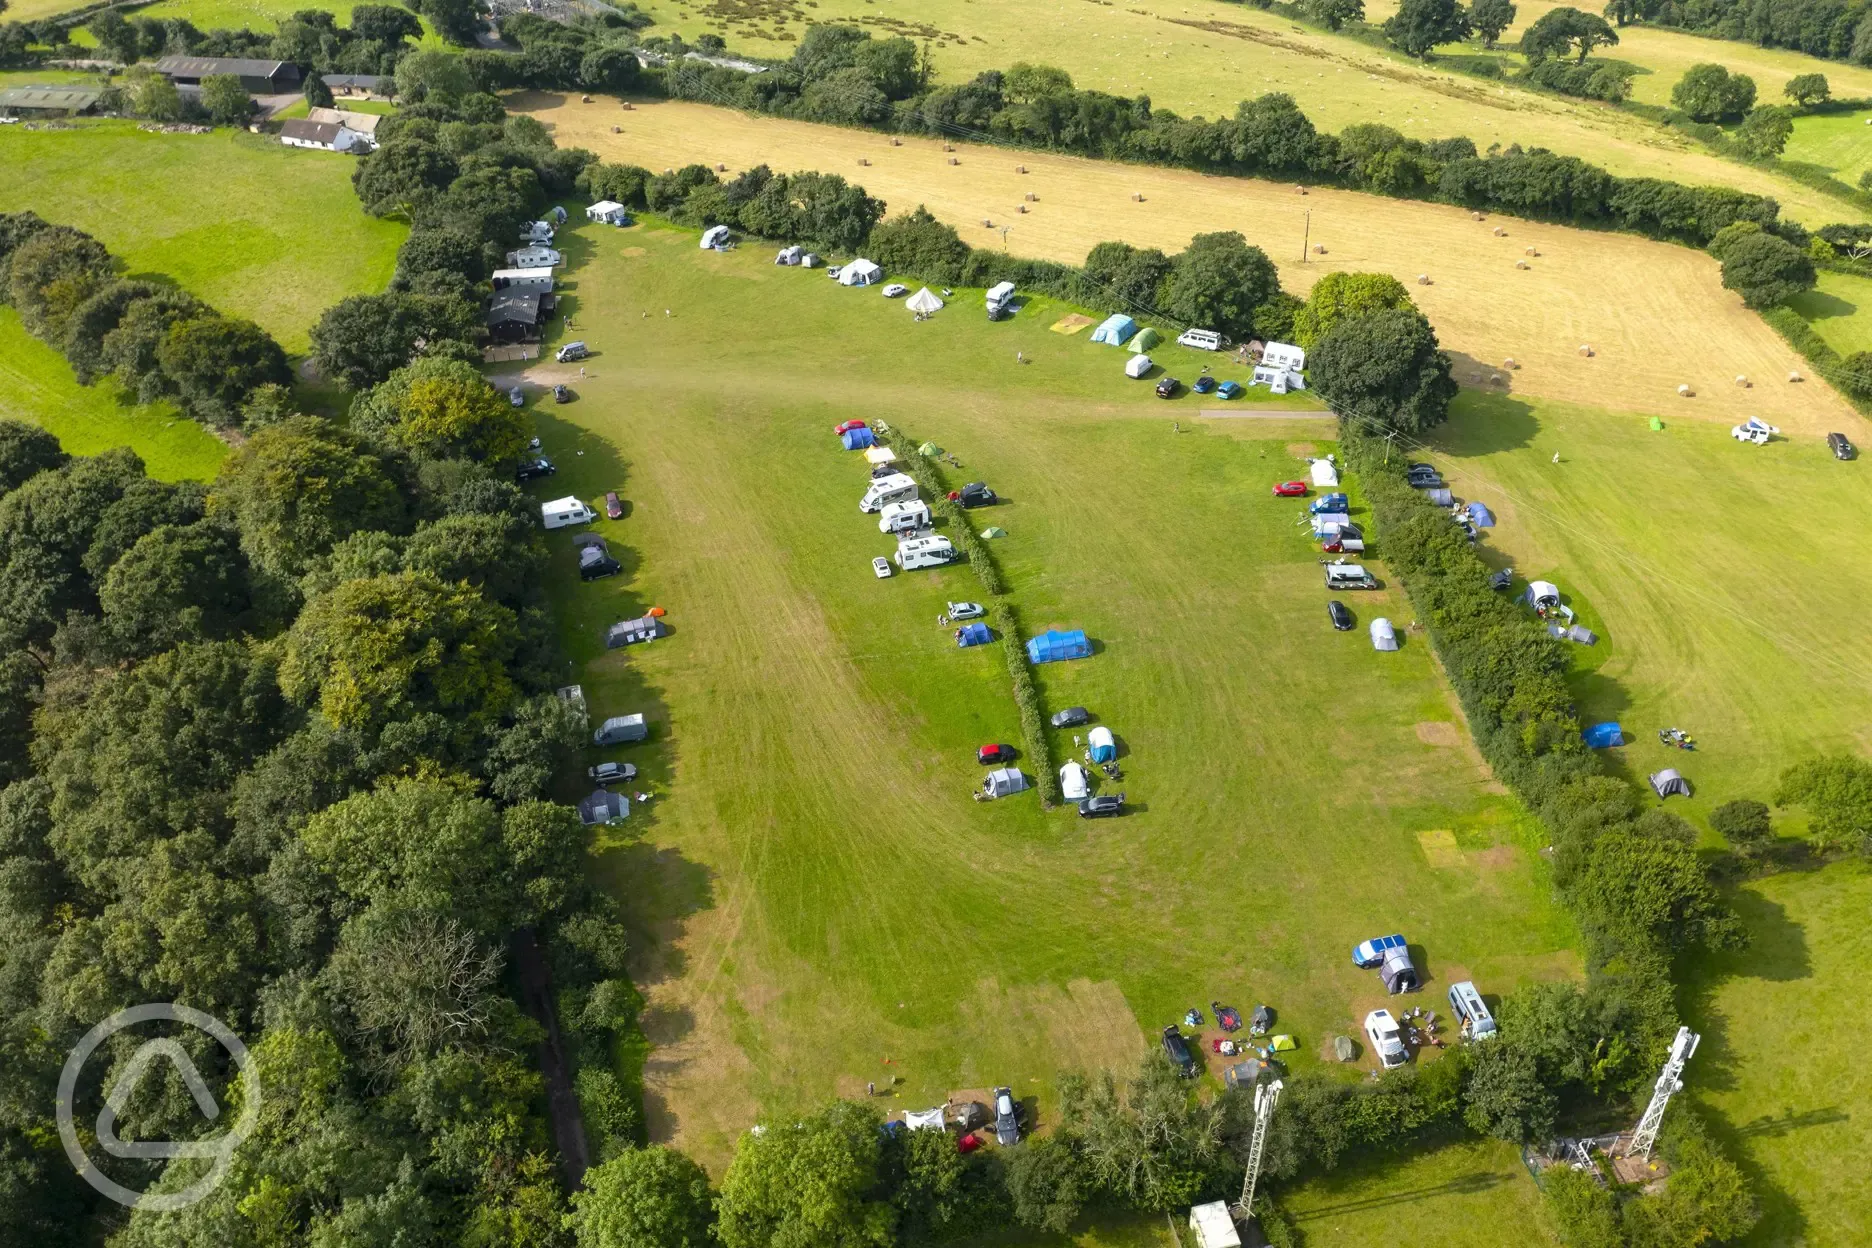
[540,496,596,529]
[878,499,932,534]
[1176,328,1222,351]
[894,535,957,570]
[1323,563,1379,590]
[860,472,918,514]
[1447,981,1498,1040]
[985,281,1015,320]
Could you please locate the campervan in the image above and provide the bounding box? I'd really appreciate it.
[593,714,647,746]
[540,496,597,529]
[878,499,932,534]
[985,281,1016,320]
[859,472,918,514]
[1447,981,1498,1040]
[895,535,958,570]
[555,341,588,363]
[1323,563,1379,590]
[1177,328,1222,351]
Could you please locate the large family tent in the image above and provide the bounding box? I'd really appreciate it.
[1124,354,1153,379]
[1526,581,1561,609]
[1086,726,1117,763]
[841,426,876,450]
[1425,488,1454,506]
[1309,459,1339,488]
[838,258,883,286]
[605,616,662,648]
[1027,629,1091,664]
[981,768,1029,799]
[1380,947,1419,994]
[700,224,731,249]
[1128,326,1161,352]
[1466,502,1496,527]
[1582,721,1624,748]
[918,441,943,457]
[576,789,629,826]
[905,286,945,315]
[1370,618,1398,651]
[1090,313,1137,345]
[1650,769,1691,799]
[903,1107,946,1132]
[956,621,992,647]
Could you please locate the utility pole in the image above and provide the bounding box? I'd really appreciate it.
[1383,429,1399,464]
[1234,1079,1283,1222]
[1300,209,1311,263]
[1626,1027,1699,1161]
[999,225,1012,251]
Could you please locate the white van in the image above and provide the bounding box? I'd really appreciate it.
[894,535,957,570]
[985,281,1016,315]
[1323,563,1379,590]
[1177,328,1222,351]
[1447,981,1498,1040]
[540,496,597,529]
[878,499,932,534]
[860,472,918,514]
[555,340,588,363]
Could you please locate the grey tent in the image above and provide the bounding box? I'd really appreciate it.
[576,789,629,826]
[1380,946,1419,994]
[1370,618,1398,651]
[606,616,662,648]
[1249,1004,1274,1034]
[1567,625,1598,645]
[1650,769,1691,799]
[1333,1035,1356,1062]
[981,768,1029,799]
[1426,488,1454,506]
[572,533,609,551]
[1223,1060,1265,1089]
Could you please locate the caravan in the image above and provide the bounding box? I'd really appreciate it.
[878,499,932,534]
[895,535,958,570]
[860,472,918,514]
[540,496,597,529]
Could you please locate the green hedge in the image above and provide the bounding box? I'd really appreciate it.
[874,426,1006,596]
[1758,303,1872,416]
[991,600,1060,806]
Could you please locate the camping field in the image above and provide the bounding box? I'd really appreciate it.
[523,94,1855,432]
[0,121,404,352]
[523,219,1580,1213]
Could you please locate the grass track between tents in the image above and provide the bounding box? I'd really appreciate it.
[529,222,1577,1231]
[525,94,1859,433]
[0,120,404,351]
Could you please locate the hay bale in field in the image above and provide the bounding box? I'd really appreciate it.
[664,168,674,175]
[581,94,592,103]
[891,137,901,146]
[1024,192,1036,202]
[1578,344,1594,357]
[948,156,959,166]
[1789,369,1803,382]
[623,102,634,110]
[1018,204,1028,213]
[1472,211,1486,220]
[1416,273,1432,285]
[716,163,727,172]
[982,218,993,228]
[1017,164,1027,173]
[943,142,954,151]
[1493,226,1507,236]
[1312,244,1327,254]
[1735,374,1750,387]
[611,125,620,134]
[1295,185,1308,194]
[1516,260,1530,270]
[1524,246,1539,256]
[1503,357,1518,369]
[1677,383,1693,397]
[858,157,870,166]
[1132,192,1144,201]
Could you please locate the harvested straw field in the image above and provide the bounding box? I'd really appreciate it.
[524,94,1860,431]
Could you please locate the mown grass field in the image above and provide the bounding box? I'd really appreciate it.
[0,121,403,351]
[1680,864,1872,1246]
[1787,269,1872,357]
[1786,108,1872,182]
[527,220,1578,1220]
[527,94,1856,431]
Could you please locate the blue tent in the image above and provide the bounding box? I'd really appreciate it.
[1026,629,1090,664]
[1582,721,1623,748]
[841,427,876,450]
[1466,501,1496,527]
[956,622,992,647]
[1090,314,1137,346]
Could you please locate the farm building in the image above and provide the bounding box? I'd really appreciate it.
[278,119,371,154]
[0,85,102,118]
[487,291,546,342]
[587,200,632,226]
[321,73,388,96]
[1027,629,1090,664]
[507,244,562,268]
[153,55,301,94]
[305,106,381,137]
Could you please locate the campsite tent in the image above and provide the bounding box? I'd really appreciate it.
[1425,488,1454,506]
[1086,726,1116,763]
[981,768,1029,799]
[863,445,896,466]
[605,617,662,648]
[1124,354,1153,379]
[1333,1035,1356,1062]
[1128,326,1161,352]
[1583,722,1623,748]
[1650,769,1691,799]
[1090,313,1137,346]
[1380,947,1419,994]
[903,1107,946,1132]
[956,622,992,647]
[838,258,882,286]
[1027,629,1091,664]
[1567,625,1598,645]
[775,245,801,265]
[576,789,629,826]
[918,441,942,457]
[1309,459,1340,488]
[905,286,944,315]
[1263,341,1306,371]
[1250,1004,1274,1033]
[841,427,876,450]
[1466,502,1496,527]
[586,200,630,226]
[1526,581,1561,609]
[1370,618,1398,651]
[1060,761,1090,801]
[700,224,731,249]
[1223,1060,1265,1089]
[980,526,1007,539]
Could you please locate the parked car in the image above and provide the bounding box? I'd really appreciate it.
[1050,706,1091,728]
[578,547,621,580]
[1310,492,1349,514]
[947,601,986,620]
[604,491,624,519]
[1216,380,1245,400]
[508,387,524,407]
[588,761,638,785]
[834,420,868,435]
[993,1087,1020,1146]
[1161,1026,1198,1077]
[1828,431,1857,460]
[1192,375,1218,395]
[553,384,572,404]
[515,457,555,482]
[956,482,997,508]
[1328,600,1353,631]
[1365,1009,1409,1068]
[555,341,588,363]
[1155,377,1182,399]
[870,463,899,479]
[1352,934,1408,968]
[1273,480,1308,498]
[1078,793,1125,818]
[872,556,892,579]
[882,283,908,297]
[978,743,1015,765]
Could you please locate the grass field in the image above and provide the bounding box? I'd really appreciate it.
[1786,108,1872,182]
[1280,1136,1550,1244]
[1423,393,1872,830]
[524,94,1859,432]
[526,220,1579,1196]
[1681,863,1872,1246]
[0,309,227,481]
[0,121,403,351]
[1787,269,1872,358]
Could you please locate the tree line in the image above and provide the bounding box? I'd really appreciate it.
[1603,0,1872,67]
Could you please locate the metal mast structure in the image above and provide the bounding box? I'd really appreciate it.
[1234,1079,1284,1219]
[1626,1026,1700,1161]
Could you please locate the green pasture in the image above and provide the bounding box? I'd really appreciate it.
[1788,269,1872,358]
[1281,1135,1549,1245]
[1681,863,1872,1247]
[1785,109,1872,181]
[1427,393,1872,837]
[0,121,403,351]
[531,220,1576,1204]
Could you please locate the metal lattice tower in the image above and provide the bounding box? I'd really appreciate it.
[1233,1079,1284,1219]
[1626,1027,1700,1160]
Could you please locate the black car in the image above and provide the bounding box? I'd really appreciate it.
[1828,431,1856,460]
[958,482,997,508]
[553,384,573,404]
[1078,793,1125,818]
[1161,1025,1197,1077]
[1050,706,1091,729]
[579,544,621,580]
[993,1086,1020,1146]
[515,457,555,482]
[1328,600,1354,631]
[1155,377,1181,399]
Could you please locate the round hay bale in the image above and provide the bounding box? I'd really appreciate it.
[1472,211,1486,220]
[982,218,993,228]
[1017,164,1027,173]
[664,168,674,175]
[581,94,592,103]
[1789,369,1804,382]
[1493,226,1507,237]
[1503,357,1518,369]
[1132,192,1144,202]
[858,157,870,166]
[1416,273,1432,285]
[948,156,959,166]
[1578,344,1594,357]
[1018,204,1028,214]
[1524,246,1539,256]
[1312,243,1327,254]
[1024,192,1035,202]
[1735,374,1750,387]
[623,102,634,110]
[891,137,902,146]
[1295,185,1308,195]
[717,163,728,172]
[1515,259,1530,270]
[611,125,621,134]
[943,142,954,151]
[1677,383,1693,397]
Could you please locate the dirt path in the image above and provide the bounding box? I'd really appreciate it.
[513,929,590,1186]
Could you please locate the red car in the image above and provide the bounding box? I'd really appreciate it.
[604,491,623,519]
[978,743,1014,765]
[834,420,868,435]
[1273,481,1308,498]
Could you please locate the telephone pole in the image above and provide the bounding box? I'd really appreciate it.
[1300,209,1311,263]
[1234,1079,1283,1222]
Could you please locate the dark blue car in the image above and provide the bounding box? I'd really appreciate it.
[1192,375,1218,395]
[1353,934,1408,968]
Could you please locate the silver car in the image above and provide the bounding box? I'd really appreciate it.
[993,1086,1019,1146]
[589,762,637,786]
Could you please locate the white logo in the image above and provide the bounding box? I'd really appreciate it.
[56,1003,262,1211]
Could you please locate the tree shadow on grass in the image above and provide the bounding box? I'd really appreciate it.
[1428,391,1540,458]
[1786,288,1858,323]
[1289,1169,1507,1220]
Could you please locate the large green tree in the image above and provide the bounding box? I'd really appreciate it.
[1469,0,1517,47]
[200,73,254,126]
[310,291,481,390]
[0,419,66,497]
[99,521,254,655]
[1159,231,1280,339]
[1718,231,1815,307]
[571,1147,716,1248]
[1309,308,1459,435]
[1384,0,1471,57]
[1775,754,1872,852]
[210,416,410,577]
[156,315,291,426]
[717,1101,895,1248]
[1672,63,1757,121]
[1290,271,1412,347]
[352,357,531,463]
[1520,7,1618,64]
